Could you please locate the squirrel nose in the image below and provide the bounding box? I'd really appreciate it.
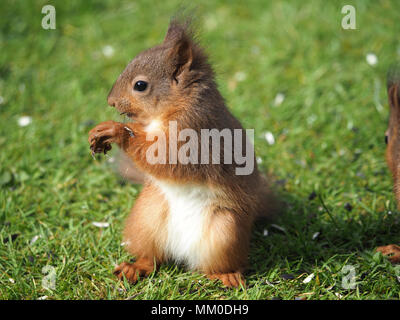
[107,96,116,107]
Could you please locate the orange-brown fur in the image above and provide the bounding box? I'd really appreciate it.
[88,19,278,286]
[379,65,400,264]
[385,83,400,205]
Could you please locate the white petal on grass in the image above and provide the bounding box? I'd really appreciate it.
[37,296,48,300]
[92,221,110,228]
[102,45,115,58]
[347,120,354,130]
[366,53,378,66]
[256,157,263,164]
[263,229,269,236]
[0,96,4,104]
[274,93,285,107]
[312,232,320,240]
[234,71,247,82]
[303,273,315,284]
[18,116,32,127]
[307,114,317,125]
[271,224,285,233]
[265,280,276,287]
[9,278,15,284]
[30,235,41,245]
[264,132,275,145]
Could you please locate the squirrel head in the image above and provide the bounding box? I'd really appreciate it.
[386,65,400,186]
[107,19,214,124]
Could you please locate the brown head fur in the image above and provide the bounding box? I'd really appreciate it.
[107,19,214,125]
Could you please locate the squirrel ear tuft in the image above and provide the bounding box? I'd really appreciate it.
[164,20,194,81]
[164,18,192,44]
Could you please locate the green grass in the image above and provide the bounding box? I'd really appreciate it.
[1,0,400,300]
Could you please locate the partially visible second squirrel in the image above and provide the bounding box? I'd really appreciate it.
[385,64,400,201]
[377,64,400,264]
[88,18,278,287]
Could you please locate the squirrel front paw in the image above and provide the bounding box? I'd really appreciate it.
[88,120,125,155]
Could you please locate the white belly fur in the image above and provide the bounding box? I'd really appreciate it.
[154,180,215,269]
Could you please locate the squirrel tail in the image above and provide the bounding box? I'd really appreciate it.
[255,175,285,222]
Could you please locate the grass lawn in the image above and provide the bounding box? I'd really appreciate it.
[1,0,400,300]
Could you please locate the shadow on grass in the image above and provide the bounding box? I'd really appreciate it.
[248,185,400,278]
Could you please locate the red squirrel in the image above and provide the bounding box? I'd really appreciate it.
[377,64,400,263]
[88,19,277,287]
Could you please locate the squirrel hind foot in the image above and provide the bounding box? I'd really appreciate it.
[376,244,400,264]
[207,272,245,288]
[114,259,154,284]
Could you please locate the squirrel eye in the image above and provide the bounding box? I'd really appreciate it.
[134,81,148,92]
[385,135,388,145]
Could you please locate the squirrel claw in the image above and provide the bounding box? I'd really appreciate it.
[89,135,112,157]
[124,126,135,137]
[90,149,96,160]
